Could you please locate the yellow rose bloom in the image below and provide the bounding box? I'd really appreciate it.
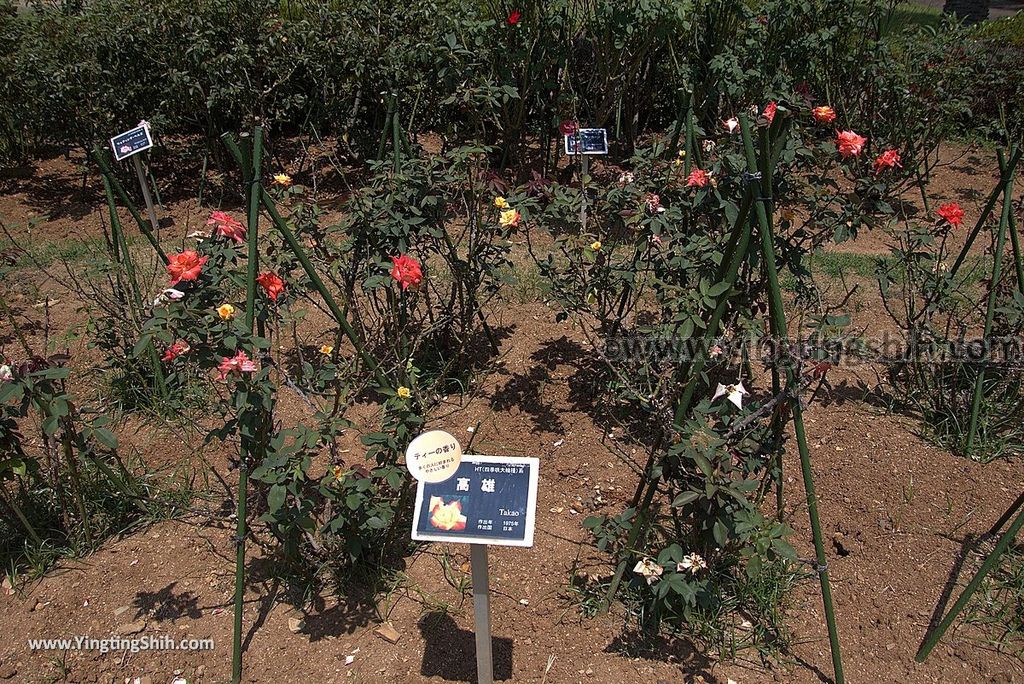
[590,241,602,251]
[320,345,334,356]
[499,209,521,228]
[397,386,412,399]
[494,196,509,209]
[272,173,292,187]
[217,303,236,320]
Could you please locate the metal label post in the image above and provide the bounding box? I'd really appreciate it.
[580,154,589,232]
[470,544,493,684]
[131,154,160,238]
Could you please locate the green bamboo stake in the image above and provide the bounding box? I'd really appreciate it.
[258,189,392,392]
[101,175,168,403]
[965,152,1015,455]
[996,149,1024,295]
[916,499,1024,662]
[741,113,844,684]
[91,147,168,264]
[756,124,786,521]
[230,126,264,684]
[948,146,1023,278]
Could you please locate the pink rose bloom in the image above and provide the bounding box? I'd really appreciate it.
[217,351,258,381]
[836,130,867,158]
[207,211,246,243]
[686,168,711,188]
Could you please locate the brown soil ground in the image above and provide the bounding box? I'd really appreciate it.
[1,141,1023,684]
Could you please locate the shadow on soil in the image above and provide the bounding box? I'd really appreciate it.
[418,611,513,681]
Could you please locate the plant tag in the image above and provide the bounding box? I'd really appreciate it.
[405,430,462,483]
[564,128,608,155]
[412,455,539,547]
[110,122,154,161]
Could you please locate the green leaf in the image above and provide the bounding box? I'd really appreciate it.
[713,520,728,546]
[93,427,118,450]
[268,484,286,513]
[672,490,699,508]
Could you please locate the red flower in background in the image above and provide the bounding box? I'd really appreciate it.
[391,255,423,290]
[936,202,965,227]
[256,272,285,301]
[161,340,191,362]
[507,9,521,25]
[872,149,902,175]
[559,120,579,137]
[812,106,837,124]
[763,101,778,123]
[686,168,710,188]
[207,211,245,243]
[836,130,867,158]
[166,250,208,286]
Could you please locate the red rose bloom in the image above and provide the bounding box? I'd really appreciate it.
[161,340,191,362]
[936,202,965,228]
[391,255,423,291]
[872,149,902,175]
[206,210,245,243]
[686,168,710,188]
[256,272,285,301]
[836,130,867,158]
[166,250,208,286]
[763,101,778,124]
[559,120,579,137]
[507,9,521,25]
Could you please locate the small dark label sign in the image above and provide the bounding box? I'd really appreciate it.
[110,124,154,162]
[412,455,539,547]
[564,128,608,156]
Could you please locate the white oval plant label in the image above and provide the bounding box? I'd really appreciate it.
[405,430,462,483]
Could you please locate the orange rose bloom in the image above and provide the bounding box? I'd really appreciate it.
[166,250,208,286]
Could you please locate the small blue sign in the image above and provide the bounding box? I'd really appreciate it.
[412,455,539,547]
[110,124,154,161]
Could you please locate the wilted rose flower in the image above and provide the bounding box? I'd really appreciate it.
[559,120,579,136]
[166,251,208,286]
[633,558,663,585]
[391,255,423,290]
[643,193,665,214]
[618,171,635,185]
[680,552,707,574]
[836,130,867,158]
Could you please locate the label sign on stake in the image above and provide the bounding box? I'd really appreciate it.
[110,122,154,162]
[408,449,539,684]
[405,429,462,483]
[563,127,608,156]
[411,455,539,547]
